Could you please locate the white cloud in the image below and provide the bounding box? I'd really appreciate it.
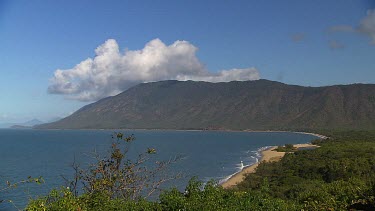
[48,38,260,101]
[358,9,375,45]
[329,9,375,45]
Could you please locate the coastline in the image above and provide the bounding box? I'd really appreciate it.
[221,143,319,189]
[292,132,328,139]
[242,130,328,140]
[32,127,329,139]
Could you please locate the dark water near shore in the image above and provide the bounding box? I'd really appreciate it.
[0,129,316,210]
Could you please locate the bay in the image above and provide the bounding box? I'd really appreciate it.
[0,129,316,210]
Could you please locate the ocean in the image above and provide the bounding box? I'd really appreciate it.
[0,129,316,210]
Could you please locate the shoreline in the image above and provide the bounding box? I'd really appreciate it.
[221,143,319,189]
[292,132,328,139]
[11,127,326,189]
[31,128,328,139]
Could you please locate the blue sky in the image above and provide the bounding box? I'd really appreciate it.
[0,0,374,123]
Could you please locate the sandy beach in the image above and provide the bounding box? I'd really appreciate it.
[221,143,319,189]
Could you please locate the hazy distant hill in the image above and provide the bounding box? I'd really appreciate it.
[10,125,32,129]
[23,119,44,127]
[1,119,44,128]
[47,117,62,123]
[36,80,375,130]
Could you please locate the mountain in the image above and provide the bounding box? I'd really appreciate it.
[10,125,32,129]
[36,80,375,130]
[23,119,44,127]
[5,119,44,129]
[48,117,62,122]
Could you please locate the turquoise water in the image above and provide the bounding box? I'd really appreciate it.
[0,129,316,210]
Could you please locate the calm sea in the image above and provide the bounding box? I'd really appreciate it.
[0,129,316,210]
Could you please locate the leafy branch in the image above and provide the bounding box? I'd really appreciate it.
[65,132,181,200]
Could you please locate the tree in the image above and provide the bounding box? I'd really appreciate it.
[70,132,181,200]
[27,132,181,210]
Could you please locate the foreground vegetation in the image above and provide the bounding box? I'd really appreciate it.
[12,131,375,210]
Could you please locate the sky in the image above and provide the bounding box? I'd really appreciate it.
[0,0,375,123]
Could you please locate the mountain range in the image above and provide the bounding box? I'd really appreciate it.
[36,79,375,131]
[0,119,44,129]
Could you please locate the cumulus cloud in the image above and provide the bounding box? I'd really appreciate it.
[329,9,375,45]
[48,39,260,101]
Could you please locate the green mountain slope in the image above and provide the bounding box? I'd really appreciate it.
[36,79,375,130]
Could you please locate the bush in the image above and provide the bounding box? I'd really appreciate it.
[65,132,180,200]
[159,178,300,210]
[26,188,162,211]
[27,132,179,210]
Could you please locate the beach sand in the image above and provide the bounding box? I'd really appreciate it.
[221,143,319,189]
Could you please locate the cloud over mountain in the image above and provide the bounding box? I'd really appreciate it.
[48,39,260,101]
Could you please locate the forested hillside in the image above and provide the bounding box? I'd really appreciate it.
[37,80,375,131]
